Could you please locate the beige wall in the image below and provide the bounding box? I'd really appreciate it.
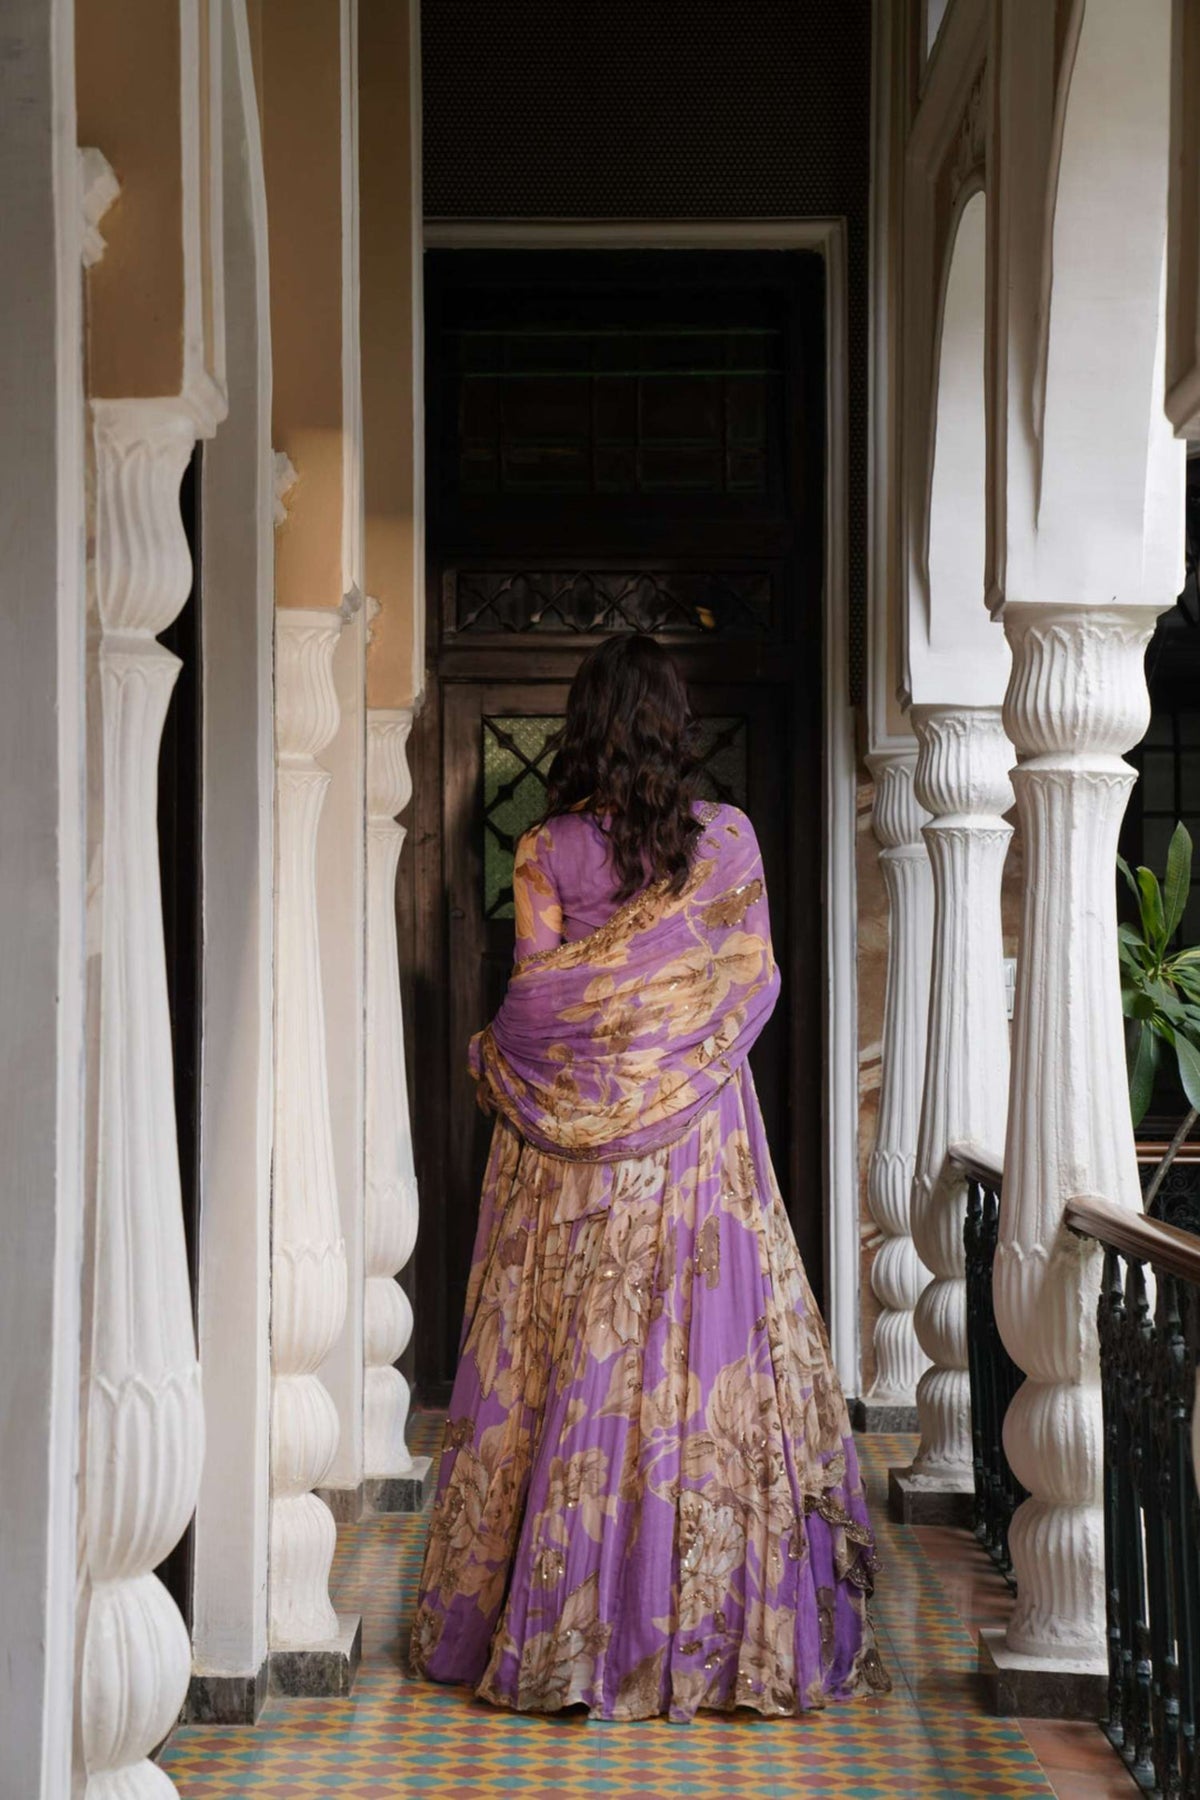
[360,0,422,708]
[260,0,347,610]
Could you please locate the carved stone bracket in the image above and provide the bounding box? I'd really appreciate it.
[78,146,120,269]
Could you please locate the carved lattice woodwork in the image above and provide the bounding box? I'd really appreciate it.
[446,567,774,638]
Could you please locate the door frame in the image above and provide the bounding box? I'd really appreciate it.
[421,217,860,1390]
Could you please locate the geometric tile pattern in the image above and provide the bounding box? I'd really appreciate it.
[157,1429,1087,1799]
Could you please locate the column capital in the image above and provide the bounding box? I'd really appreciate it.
[1001,603,1162,762]
[867,749,930,851]
[275,609,344,764]
[366,707,414,821]
[911,705,1014,822]
[92,398,198,639]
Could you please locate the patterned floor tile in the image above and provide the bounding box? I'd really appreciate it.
[158,1423,1103,1799]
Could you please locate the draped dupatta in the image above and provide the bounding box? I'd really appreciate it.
[471,806,781,1161]
[414,800,888,1720]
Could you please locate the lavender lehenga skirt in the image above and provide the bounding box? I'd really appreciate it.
[410,804,888,1721]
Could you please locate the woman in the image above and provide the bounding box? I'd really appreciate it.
[410,635,887,1721]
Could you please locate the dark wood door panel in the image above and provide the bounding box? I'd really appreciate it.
[412,248,825,1400]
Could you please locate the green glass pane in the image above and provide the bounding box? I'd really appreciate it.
[482,716,563,918]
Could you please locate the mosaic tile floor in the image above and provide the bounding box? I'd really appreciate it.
[161,1425,1133,1800]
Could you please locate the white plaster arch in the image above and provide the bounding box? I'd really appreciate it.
[908,183,1007,706]
[1034,3,1180,604]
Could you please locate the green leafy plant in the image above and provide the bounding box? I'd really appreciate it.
[1118,821,1200,1202]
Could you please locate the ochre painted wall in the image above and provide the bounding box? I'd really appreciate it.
[76,0,184,398]
[361,0,421,709]
[260,0,346,611]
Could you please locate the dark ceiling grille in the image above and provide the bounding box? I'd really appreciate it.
[421,0,871,702]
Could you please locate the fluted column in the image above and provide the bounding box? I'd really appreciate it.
[79,399,205,1799]
[905,707,1013,1499]
[271,608,356,1659]
[363,709,426,1502]
[864,752,935,1413]
[995,604,1157,1664]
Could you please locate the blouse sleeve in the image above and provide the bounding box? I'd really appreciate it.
[512,825,564,962]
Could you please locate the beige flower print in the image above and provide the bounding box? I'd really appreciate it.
[677,1491,746,1633]
[517,1573,613,1711]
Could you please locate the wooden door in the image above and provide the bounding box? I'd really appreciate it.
[412,250,825,1400]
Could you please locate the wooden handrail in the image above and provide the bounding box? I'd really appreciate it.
[1065,1193,1200,1287]
[946,1142,1004,1188]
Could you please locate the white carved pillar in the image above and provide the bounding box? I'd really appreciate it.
[864,751,935,1412]
[906,706,1013,1495]
[270,608,353,1655]
[995,604,1156,1664]
[79,398,205,1799]
[363,709,423,1494]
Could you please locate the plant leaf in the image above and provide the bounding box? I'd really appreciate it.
[1149,983,1192,1024]
[1164,822,1194,941]
[1175,1033,1200,1113]
[1137,866,1168,956]
[1175,967,1200,1003]
[1117,854,1142,905]
[1128,1020,1160,1126]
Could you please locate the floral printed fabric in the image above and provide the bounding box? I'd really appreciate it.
[411,805,887,1720]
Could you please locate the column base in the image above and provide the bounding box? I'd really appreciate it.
[850,1397,920,1433]
[316,1481,365,1525]
[887,1465,975,1526]
[978,1626,1107,1719]
[364,1455,434,1515]
[269,1613,363,1698]
[184,1660,269,1724]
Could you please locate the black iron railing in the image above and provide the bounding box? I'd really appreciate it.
[955,1145,1028,1586]
[1066,1194,1200,1799]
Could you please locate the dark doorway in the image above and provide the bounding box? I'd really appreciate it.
[155,446,203,1626]
[411,250,827,1400]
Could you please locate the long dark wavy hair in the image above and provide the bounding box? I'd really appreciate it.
[543,634,702,900]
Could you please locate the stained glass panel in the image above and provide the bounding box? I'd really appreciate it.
[482,716,562,919]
